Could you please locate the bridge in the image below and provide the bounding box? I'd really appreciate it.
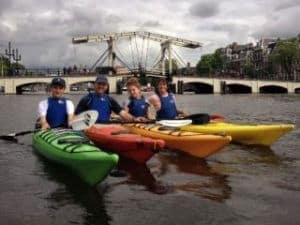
[173,76,300,94]
[1,30,299,94]
[0,74,123,94]
[1,74,300,94]
[72,31,202,76]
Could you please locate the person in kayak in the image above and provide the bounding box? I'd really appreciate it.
[123,78,153,120]
[148,78,187,120]
[75,74,141,123]
[37,77,75,129]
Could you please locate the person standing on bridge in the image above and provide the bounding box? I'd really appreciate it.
[75,74,143,123]
[148,78,187,120]
[37,77,75,129]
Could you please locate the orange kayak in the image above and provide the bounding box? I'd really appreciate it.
[86,125,165,163]
[124,124,232,158]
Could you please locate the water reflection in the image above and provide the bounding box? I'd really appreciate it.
[217,144,283,167]
[116,158,172,195]
[157,151,232,202]
[34,153,111,225]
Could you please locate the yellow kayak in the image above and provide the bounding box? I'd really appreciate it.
[181,122,295,146]
[124,124,232,158]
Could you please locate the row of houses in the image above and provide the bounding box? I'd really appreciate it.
[219,38,299,81]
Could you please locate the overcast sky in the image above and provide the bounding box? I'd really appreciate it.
[0,0,299,68]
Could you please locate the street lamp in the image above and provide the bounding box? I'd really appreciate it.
[0,44,4,76]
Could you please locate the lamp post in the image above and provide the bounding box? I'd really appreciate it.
[0,54,3,77]
[0,45,4,76]
[5,42,14,76]
[12,48,21,76]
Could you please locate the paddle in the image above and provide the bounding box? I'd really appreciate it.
[0,110,99,142]
[70,110,98,131]
[0,130,39,141]
[104,113,224,127]
[210,114,225,122]
[177,113,225,125]
[102,119,193,127]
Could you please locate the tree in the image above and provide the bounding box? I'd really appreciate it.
[0,55,26,76]
[242,62,255,78]
[196,49,227,76]
[196,54,214,76]
[270,39,300,80]
[212,48,225,72]
[0,55,10,76]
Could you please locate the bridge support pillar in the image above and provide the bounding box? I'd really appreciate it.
[213,79,221,93]
[177,80,183,94]
[252,81,258,93]
[4,79,16,94]
[287,82,294,93]
[219,81,226,94]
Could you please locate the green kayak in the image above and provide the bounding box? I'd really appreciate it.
[32,129,119,186]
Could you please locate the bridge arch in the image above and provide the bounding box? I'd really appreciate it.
[259,85,288,94]
[183,82,213,94]
[0,86,4,94]
[69,81,95,91]
[295,87,300,94]
[16,82,50,94]
[226,83,252,94]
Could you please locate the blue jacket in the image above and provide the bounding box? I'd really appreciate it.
[46,97,68,128]
[128,96,148,117]
[157,93,177,120]
[88,93,112,123]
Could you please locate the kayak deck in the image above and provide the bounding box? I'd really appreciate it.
[125,124,232,158]
[32,129,119,186]
[181,122,295,146]
[86,125,165,163]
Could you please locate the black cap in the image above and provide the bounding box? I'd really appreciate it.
[51,77,66,87]
[95,75,108,84]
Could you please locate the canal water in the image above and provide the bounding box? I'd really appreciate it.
[0,93,299,225]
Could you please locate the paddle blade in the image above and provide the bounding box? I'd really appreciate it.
[156,119,192,127]
[210,114,225,122]
[0,130,37,141]
[186,114,210,124]
[0,135,18,142]
[71,110,98,130]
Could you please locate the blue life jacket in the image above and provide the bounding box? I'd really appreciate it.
[46,97,68,128]
[128,96,148,117]
[88,93,111,123]
[157,93,177,120]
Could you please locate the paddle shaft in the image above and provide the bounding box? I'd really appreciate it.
[178,113,225,124]
[105,113,224,125]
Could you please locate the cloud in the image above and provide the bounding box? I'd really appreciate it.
[0,1,12,17]
[0,0,299,67]
[189,1,220,18]
[141,20,161,28]
[253,5,300,38]
[274,0,300,11]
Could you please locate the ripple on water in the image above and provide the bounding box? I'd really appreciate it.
[0,94,299,225]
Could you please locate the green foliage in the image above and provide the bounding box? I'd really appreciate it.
[213,48,225,71]
[196,49,226,76]
[270,38,300,78]
[0,55,25,75]
[196,54,214,75]
[242,63,255,78]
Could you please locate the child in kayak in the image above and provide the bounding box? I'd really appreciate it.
[37,77,75,129]
[124,78,153,120]
[75,74,141,123]
[148,78,187,120]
